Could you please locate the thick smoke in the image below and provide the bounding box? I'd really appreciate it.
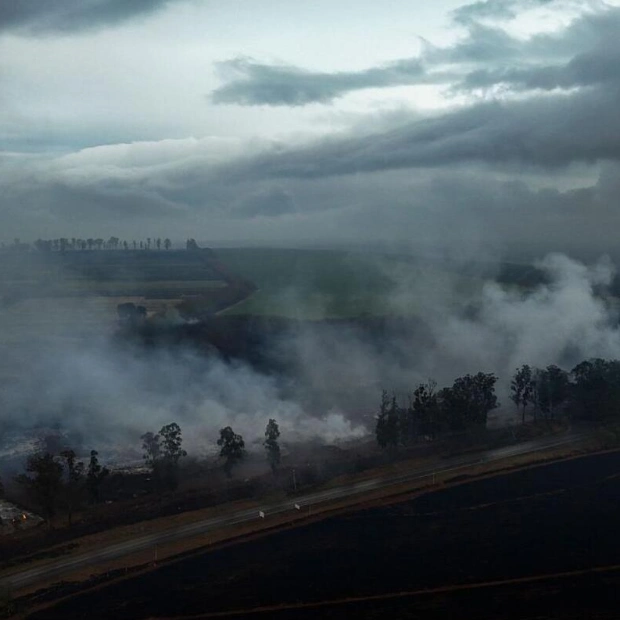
[426,253,619,378]
[280,252,620,415]
[1,252,619,468]
[0,338,366,466]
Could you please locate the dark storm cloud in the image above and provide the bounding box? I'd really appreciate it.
[0,0,176,34]
[443,4,620,66]
[459,46,620,91]
[3,139,620,263]
[212,4,620,106]
[210,83,620,182]
[451,0,554,25]
[211,57,445,106]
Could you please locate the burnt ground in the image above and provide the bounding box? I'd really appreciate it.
[25,450,620,619]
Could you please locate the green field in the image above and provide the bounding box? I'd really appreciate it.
[0,246,514,326]
[215,248,485,319]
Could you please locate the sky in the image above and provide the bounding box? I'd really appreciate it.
[1,0,620,259]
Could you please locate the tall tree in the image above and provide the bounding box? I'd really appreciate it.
[16,453,64,527]
[217,427,245,478]
[159,423,187,491]
[375,390,400,449]
[412,380,440,440]
[511,364,535,424]
[86,450,109,504]
[535,365,570,420]
[164,238,171,250]
[440,372,498,432]
[59,449,84,526]
[571,358,620,421]
[141,431,161,468]
[264,419,281,473]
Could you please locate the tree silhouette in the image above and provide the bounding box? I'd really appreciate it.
[141,431,161,468]
[411,380,440,440]
[375,390,400,449]
[86,450,109,504]
[440,373,498,431]
[264,419,281,473]
[59,449,84,526]
[511,364,535,424]
[217,427,245,478]
[534,365,569,420]
[159,423,187,491]
[16,453,64,527]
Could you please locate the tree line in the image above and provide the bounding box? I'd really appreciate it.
[139,419,281,486]
[8,449,110,527]
[376,372,498,449]
[376,357,620,449]
[1,237,206,253]
[32,237,172,252]
[1,419,282,529]
[510,359,620,424]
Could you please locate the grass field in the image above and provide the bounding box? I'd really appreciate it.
[0,247,526,323]
[216,248,485,319]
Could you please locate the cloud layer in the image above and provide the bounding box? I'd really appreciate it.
[0,0,176,34]
[1,0,620,261]
[211,1,617,106]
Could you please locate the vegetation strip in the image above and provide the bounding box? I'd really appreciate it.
[0,432,589,590]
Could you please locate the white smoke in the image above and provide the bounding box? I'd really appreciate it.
[2,251,620,466]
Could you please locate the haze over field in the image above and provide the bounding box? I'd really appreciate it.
[1,250,620,464]
[2,1,620,461]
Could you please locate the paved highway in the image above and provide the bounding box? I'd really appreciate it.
[0,432,586,592]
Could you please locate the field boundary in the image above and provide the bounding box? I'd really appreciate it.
[169,563,620,618]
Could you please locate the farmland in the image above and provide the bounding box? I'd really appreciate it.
[0,247,257,329]
[0,249,225,301]
[216,248,487,319]
[0,246,541,324]
[0,247,254,385]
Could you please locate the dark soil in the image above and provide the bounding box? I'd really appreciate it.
[24,450,620,619]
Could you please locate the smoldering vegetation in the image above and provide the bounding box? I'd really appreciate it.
[1,248,620,472]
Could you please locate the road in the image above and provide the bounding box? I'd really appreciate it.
[0,431,586,592]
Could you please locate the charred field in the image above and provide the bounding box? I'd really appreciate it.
[25,449,620,619]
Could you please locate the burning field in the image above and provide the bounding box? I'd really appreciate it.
[23,449,620,619]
